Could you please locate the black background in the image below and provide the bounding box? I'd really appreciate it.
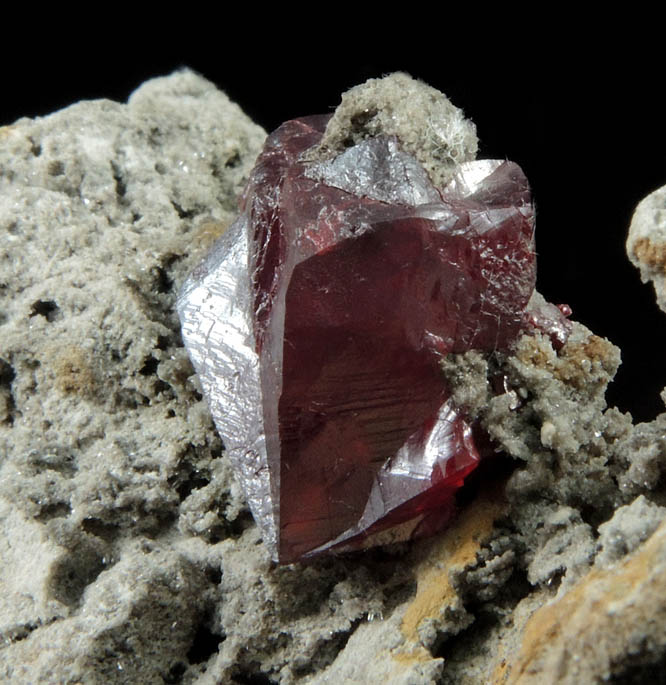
[3,41,665,422]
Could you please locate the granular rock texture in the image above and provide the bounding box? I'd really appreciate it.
[1,70,666,684]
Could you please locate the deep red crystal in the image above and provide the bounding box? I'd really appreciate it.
[241,117,538,562]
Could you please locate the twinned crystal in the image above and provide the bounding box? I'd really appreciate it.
[178,113,545,563]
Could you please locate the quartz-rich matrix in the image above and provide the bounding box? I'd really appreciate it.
[2,70,666,684]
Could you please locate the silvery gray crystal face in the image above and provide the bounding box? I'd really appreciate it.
[305,137,442,206]
[178,217,278,555]
[177,125,529,562]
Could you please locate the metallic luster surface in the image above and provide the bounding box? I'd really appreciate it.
[178,216,278,554]
[305,137,442,206]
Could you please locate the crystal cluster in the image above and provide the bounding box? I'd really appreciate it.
[178,114,546,563]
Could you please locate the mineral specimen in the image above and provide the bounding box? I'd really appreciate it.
[178,114,545,563]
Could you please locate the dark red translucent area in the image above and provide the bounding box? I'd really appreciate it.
[242,116,332,346]
[244,117,538,562]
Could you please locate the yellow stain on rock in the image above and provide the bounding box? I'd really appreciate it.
[633,235,666,272]
[53,346,97,397]
[494,518,666,684]
[396,487,507,663]
[514,329,619,392]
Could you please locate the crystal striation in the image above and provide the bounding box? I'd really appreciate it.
[178,115,542,563]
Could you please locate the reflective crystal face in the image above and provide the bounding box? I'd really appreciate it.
[178,115,540,563]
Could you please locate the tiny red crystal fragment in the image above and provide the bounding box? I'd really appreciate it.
[179,115,545,563]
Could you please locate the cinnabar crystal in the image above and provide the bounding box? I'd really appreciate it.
[178,115,543,563]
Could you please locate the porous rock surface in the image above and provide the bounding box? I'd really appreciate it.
[1,70,666,684]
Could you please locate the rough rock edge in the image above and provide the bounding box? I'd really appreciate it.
[307,72,479,189]
[439,315,666,682]
[493,515,666,684]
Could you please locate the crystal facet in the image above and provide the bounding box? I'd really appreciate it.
[178,115,541,563]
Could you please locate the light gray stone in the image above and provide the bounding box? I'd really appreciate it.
[597,495,666,566]
[1,539,210,683]
[0,69,267,683]
[613,413,666,496]
[527,507,597,587]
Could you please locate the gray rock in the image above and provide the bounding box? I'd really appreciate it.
[1,540,211,683]
[596,495,666,566]
[0,69,267,682]
[527,507,597,587]
[613,413,666,496]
